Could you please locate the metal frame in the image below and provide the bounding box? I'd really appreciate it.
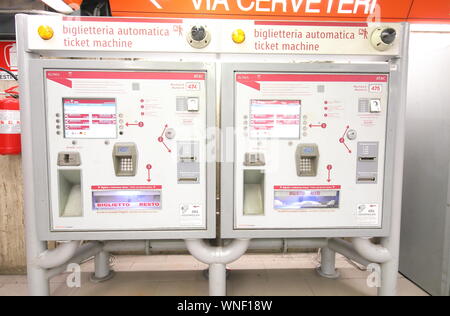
[220,61,406,239]
[16,12,410,296]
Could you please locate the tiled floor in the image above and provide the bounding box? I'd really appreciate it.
[0,253,429,296]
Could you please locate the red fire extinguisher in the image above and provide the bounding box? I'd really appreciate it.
[0,85,21,155]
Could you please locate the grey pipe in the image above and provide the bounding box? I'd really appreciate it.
[328,238,371,267]
[317,247,340,279]
[102,238,328,254]
[185,239,250,265]
[17,14,50,296]
[103,241,148,253]
[209,263,227,296]
[46,241,103,279]
[185,239,250,296]
[249,238,328,251]
[379,27,411,297]
[93,251,112,281]
[352,237,391,264]
[36,241,81,270]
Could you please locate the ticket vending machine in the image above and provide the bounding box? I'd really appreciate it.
[222,64,396,238]
[217,21,409,296]
[26,61,216,240]
[28,62,215,239]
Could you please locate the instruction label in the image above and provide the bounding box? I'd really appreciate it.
[0,110,20,134]
[180,204,203,226]
[356,204,379,225]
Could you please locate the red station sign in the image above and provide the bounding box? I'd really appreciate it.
[106,0,450,23]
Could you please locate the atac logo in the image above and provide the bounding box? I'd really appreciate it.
[186,82,201,91]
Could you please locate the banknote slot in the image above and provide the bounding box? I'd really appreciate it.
[357,176,377,182]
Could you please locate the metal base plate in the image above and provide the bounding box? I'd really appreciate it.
[90,270,115,283]
[316,267,340,279]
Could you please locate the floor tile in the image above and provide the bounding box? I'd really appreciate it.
[0,253,430,296]
[0,275,27,284]
[397,278,429,296]
[228,270,270,296]
[155,280,208,296]
[0,283,28,296]
[306,277,378,296]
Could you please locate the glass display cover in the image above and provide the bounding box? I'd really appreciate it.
[92,190,162,211]
[63,98,117,139]
[250,100,301,139]
[274,190,340,210]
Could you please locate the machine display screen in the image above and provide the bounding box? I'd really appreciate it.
[274,190,340,210]
[63,98,117,139]
[92,190,162,211]
[250,100,301,139]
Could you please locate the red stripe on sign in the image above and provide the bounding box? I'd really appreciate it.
[255,21,368,27]
[237,74,388,90]
[274,185,342,190]
[63,17,183,24]
[47,71,205,88]
[92,185,162,190]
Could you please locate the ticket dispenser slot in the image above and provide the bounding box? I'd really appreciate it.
[113,143,138,177]
[243,170,265,216]
[296,144,319,177]
[58,170,82,217]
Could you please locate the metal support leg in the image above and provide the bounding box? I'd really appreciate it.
[316,247,340,279]
[17,21,50,296]
[90,251,115,283]
[378,34,410,296]
[209,263,227,296]
[186,239,250,296]
[26,240,50,296]
[378,236,400,296]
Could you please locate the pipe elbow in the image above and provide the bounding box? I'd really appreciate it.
[352,238,391,264]
[36,241,81,269]
[185,239,250,265]
[219,239,251,263]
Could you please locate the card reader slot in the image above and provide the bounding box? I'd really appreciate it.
[180,157,197,162]
[359,157,377,161]
[178,177,199,182]
[357,176,377,182]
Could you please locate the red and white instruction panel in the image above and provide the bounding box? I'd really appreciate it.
[234,72,389,230]
[45,69,208,231]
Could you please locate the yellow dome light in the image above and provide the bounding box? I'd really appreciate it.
[38,25,54,40]
[232,29,246,44]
